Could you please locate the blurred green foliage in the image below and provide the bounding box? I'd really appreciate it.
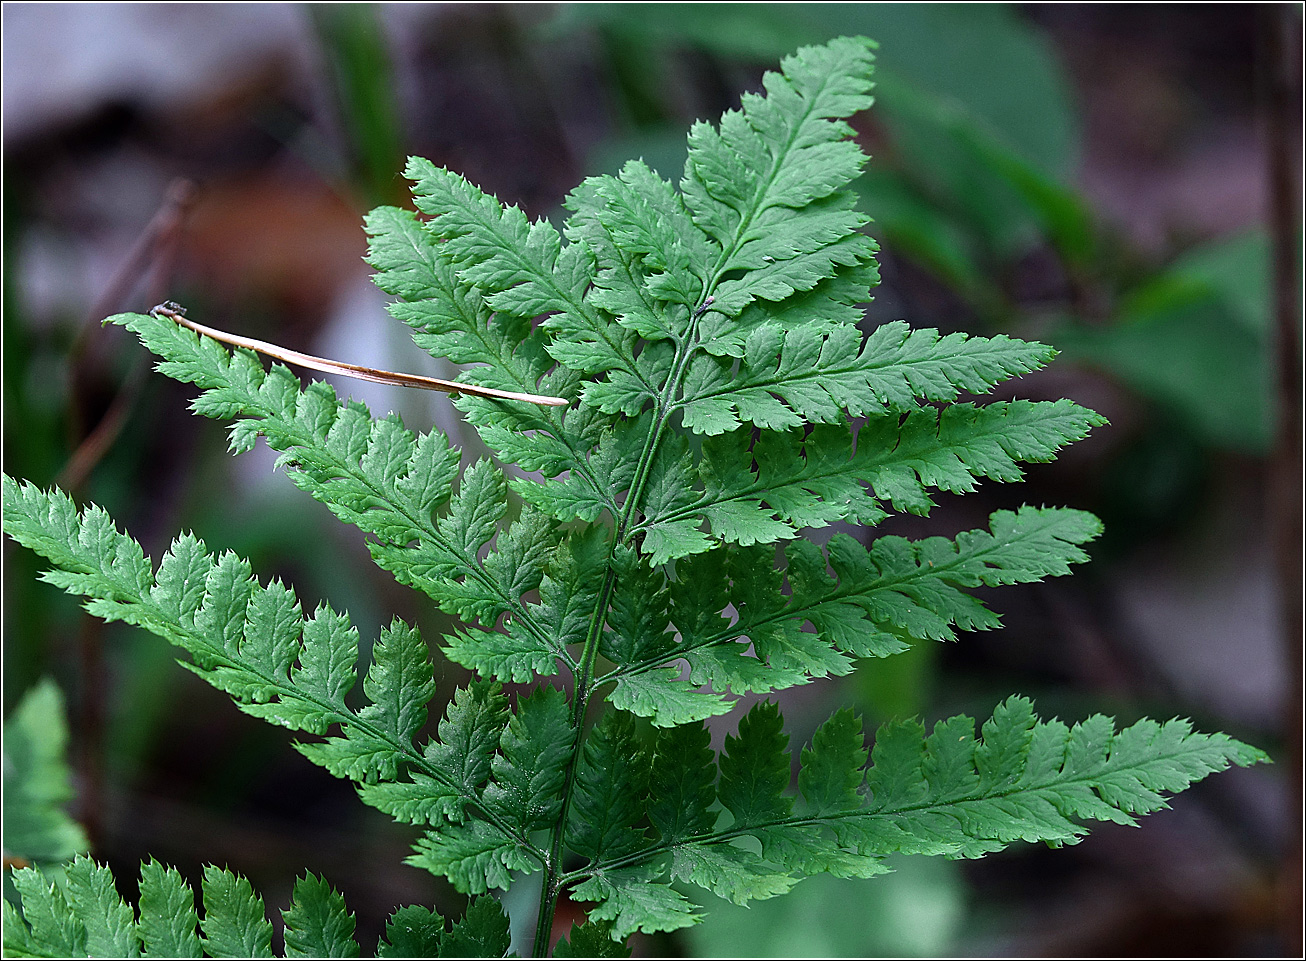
[684,855,964,958]
[1056,231,1275,452]
[309,3,408,207]
[2,678,89,868]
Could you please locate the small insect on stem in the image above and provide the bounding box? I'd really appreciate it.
[693,296,715,319]
[146,302,569,407]
[149,300,189,320]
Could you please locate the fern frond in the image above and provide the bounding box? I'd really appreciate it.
[106,310,576,665]
[0,478,550,893]
[2,858,512,959]
[6,31,1265,959]
[678,320,1057,435]
[566,697,1267,940]
[636,400,1104,565]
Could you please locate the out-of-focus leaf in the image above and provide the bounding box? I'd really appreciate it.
[840,4,1078,175]
[872,73,1093,267]
[1159,230,1272,336]
[555,3,1091,277]
[2,678,90,865]
[682,856,965,958]
[309,4,406,207]
[1054,231,1275,453]
[545,2,817,61]
[555,2,1079,178]
[856,169,994,307]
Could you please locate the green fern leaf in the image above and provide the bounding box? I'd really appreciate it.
[280,873,359,958]
[62,857,137,958]
[668,842,797,905]
[572,697,1265,930]
[365,202,563,411]
[552,918,631,958]
[4,858,483,961]
[407,819,535,895]
[679,320,1057,434]
[483,685,574,834]
[1,478,549,895]
[8,863,85,957]
[138,860,202,958]
[566,712,649,861]
[358,620,436,745]
[718,702,794,827]
[432,896,512,958]
[359,680,507,826]
[378,905,445,958]
[376,897,511,959]
[798,707,868,816]
[647,724,718,844]
[570,867,701,941]
[105,311,571,656]
[681,37,878,307]
[786,505,1102,657]
[606,667,734,727]
[198,865,274,958]
[636,400,1104,564]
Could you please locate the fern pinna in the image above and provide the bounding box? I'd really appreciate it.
[2,36,1266,958]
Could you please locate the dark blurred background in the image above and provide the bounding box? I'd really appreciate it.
[3,3,1301,957]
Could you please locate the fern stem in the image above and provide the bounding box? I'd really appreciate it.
[532,557,619,957]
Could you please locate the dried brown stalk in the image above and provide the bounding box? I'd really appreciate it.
[148,302,569,407]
